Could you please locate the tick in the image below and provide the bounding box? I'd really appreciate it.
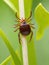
[14,12,35,44]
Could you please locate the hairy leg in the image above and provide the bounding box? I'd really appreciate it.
[29,23,35,29]
[26,11,32,22]
[30,25,35,29]
[14,28,19,32]
[13,23,20,28]
[18,32,21,44]
[29,31,33,42]
[27,18,32,22]
[15,19,20,22]
[15,13,20,20]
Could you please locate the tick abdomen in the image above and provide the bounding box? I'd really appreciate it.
[20,23,31,36]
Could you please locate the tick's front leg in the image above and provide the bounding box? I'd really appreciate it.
[15,12,20,20]
[26,11,32,21]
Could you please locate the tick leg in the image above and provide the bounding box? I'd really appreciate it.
[15,19,20,22]
[18,32,21,44]
[30,23,34,25]
[13,24,20,28]
[15,12,20,20]
[26,11,32,21]
[27,18,32,22]
[31,25,35,29]
[30,23,35,29]
[14,28,19,32]
[29,31,33,42]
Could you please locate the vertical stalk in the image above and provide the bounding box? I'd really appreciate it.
[21,36,29,65]
[18,0,29,65]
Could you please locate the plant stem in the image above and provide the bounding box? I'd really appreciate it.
[21,36,29,65]
[18,0,29,65]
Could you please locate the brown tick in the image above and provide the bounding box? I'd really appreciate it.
[14,12,35,44]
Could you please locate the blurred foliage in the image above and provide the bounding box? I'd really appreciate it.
[0,0,49,65]
[35,3,49,40]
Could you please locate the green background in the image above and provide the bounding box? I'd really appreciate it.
[0,0,49,65]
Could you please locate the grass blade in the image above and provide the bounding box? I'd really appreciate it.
[0,29,21,65]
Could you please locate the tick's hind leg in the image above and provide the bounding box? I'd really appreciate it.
[31,25,35,29]
[30,24,35,29]
[18,32,21,44]
[29,31,33,42]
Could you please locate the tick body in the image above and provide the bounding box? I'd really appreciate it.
[14,12,35,44]
[20,22,31,36]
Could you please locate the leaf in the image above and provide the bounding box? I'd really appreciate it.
[1,56,11,65]
[32,0,42,12]
[3,0,19,13]
[3,0,17,13]
[0,29,21,65]
[34,3,49,40]
[10,50,22,65]
[28,38,37,65]
[1,50,21,65]
[10,0,19,12]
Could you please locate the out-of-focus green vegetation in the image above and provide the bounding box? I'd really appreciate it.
[0,0,49,65]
